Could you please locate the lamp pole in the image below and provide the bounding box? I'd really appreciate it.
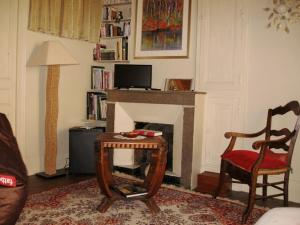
[44,65,60,175]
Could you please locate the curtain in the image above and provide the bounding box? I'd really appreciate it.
[28,0,102,43]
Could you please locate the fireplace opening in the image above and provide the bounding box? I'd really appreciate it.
[135,122,173,171]
[113,121,180,185]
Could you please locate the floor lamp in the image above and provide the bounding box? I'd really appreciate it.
[28,41,78,178]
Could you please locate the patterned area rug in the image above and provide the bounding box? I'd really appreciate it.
[17,175,266,225]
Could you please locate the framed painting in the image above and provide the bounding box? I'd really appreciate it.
[164,79,192,91]
[134,0,191,59]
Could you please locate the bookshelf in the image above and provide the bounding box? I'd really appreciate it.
[93,0,132,62]
[86,91,107,121]
[86,66,113,124]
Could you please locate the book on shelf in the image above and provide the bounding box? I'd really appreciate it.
[100,23,126,37]
[114,184,147,198]
[123,21,130,36]
[100,49,116,60]
[91,66,112,90]
[103,0,131,4]
[133,129,163,137]
[87,92,107,120]
[103,7,117,21]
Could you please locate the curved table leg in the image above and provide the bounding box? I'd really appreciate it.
[97,145,115,212]
[140,198,161,214]
[97,196,118,213]
[142,145,167,213]
[144,146,167,198]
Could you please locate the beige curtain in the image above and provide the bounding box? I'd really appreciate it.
[28,0,102,43]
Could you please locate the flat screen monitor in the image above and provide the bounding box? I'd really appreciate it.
[114,64,152,89]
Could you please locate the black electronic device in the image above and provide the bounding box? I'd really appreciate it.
[69,127,105,174]
[114,64,152,89]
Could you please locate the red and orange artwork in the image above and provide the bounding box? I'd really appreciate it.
[141,0,184,51]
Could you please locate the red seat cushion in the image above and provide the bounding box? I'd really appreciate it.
[222,149,288,172]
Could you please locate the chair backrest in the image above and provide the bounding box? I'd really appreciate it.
[265,101,300,165]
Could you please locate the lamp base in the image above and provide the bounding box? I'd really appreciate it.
[36,168,67,179]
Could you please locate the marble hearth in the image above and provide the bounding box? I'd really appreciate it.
[106,90,206,189]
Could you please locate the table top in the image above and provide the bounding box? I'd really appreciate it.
[97,132,166,149]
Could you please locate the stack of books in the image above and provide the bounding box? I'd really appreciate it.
[114,184,147,198]
[91,66,113,90]
[133,129,163,137]
[87,92,107,120]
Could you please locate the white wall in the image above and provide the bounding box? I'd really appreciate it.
[246,1,300,127]
[245,0,300,202]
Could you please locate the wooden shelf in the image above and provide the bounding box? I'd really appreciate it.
[84,119,107,127]
[100,35,128,39]
[102,19,131,23]
[87,89,108,93]
[103,2,131,7]
[95,60,129,63]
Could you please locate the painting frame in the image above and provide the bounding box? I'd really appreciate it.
[164,79,193,91]
[134,0,191,59]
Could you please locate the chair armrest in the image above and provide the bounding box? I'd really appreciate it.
[252,131,295,150]
[225,128,266,139]
[222,128,266,155]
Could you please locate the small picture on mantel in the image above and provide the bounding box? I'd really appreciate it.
[164,79,192,91]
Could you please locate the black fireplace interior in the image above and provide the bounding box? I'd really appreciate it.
[114,121,180,185]
[135,122,174,172]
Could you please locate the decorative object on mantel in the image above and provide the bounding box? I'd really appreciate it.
[164,78,192,91]
[264,0,300,33]
[27,41,78,178]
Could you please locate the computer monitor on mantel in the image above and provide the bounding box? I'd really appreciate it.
[114,64,152,89]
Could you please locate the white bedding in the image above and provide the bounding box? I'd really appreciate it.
[255,207,300,225]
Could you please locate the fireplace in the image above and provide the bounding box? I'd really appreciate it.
[106,90,206,189]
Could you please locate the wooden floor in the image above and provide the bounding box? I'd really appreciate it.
[27,173,300,208]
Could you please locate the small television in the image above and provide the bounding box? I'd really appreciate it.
[114,64,152,89]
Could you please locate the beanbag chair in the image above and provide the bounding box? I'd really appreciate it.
[0,113,28,225]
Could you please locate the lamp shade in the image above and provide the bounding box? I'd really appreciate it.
[27,40,78,66]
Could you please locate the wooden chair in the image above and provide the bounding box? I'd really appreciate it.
[214,101,300,224]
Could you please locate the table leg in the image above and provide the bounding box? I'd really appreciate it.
[97,145,114,198]
[144,146,167,198]
[97,196,118,213]
[140,198,161,214]
[141,145,167,213]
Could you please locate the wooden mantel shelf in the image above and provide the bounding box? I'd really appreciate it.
[107,90,206,106]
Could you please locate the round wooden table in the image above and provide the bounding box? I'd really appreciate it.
[96,132,167,213]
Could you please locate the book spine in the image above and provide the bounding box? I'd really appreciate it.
[133,130,161,137]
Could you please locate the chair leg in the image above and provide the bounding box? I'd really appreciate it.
[262,175,268,203]
[213,160,226,198]
[284,171,290,207]
[242,173,258,224]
